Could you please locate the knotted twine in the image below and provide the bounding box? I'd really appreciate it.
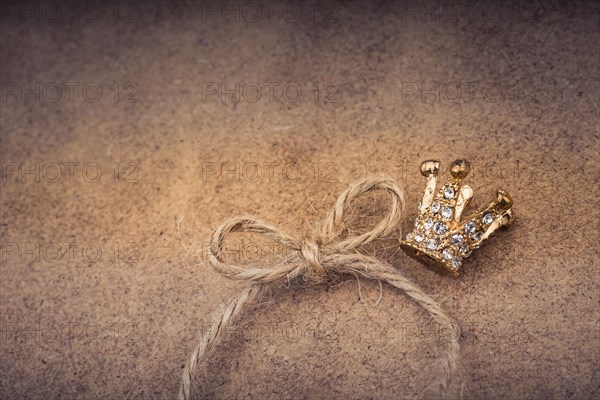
[179,176,461,400]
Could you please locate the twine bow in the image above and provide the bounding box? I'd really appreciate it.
[179,176,461,400]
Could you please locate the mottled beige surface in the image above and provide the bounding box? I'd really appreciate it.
[1,1,599,399]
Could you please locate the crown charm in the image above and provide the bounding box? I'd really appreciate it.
[399,159,514,276]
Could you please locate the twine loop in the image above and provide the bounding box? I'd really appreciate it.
[179,175,461,400]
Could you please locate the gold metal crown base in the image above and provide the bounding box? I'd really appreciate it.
[400,240,460,276]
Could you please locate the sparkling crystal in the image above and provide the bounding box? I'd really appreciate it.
[464,221,477,234]
[426,238,439,250]
[443,186,455,199]
[451,234,464,245]
[459,244,472,257]
[424,218,434,230]
[414,233,424,243]
[482,212,494,225]
[414,218,420,228]
[451,257,462,269]
[471,231,483,241]
[433,222,447,235]
[441,206,453,220]
[442,247,454,260]
[431,202,440,214]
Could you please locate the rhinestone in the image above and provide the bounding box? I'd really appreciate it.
[459,244,472,257]
[414,233,424,243]
[431,202,440,214]
[441,206,453,220]
[464,221,477,234]
[451,234,464,245]
[424,218,434,230]
[443,186,455,199]
[433,222,447,235]
[471,231,483,241]
[426,238,439,250]
[482,212,494,225]
[451,257,462,269]
[442,247,454,260]
[414,218,420,228]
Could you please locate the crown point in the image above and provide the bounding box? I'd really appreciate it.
[495,189,513,210]
[449,159,470,179]
[420,160,440,177]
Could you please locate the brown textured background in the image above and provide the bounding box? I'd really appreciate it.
[1,0,599,399]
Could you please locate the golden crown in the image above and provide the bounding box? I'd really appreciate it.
[400,159,514,276]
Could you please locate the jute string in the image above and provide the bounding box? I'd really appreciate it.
[179,176,461,400]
